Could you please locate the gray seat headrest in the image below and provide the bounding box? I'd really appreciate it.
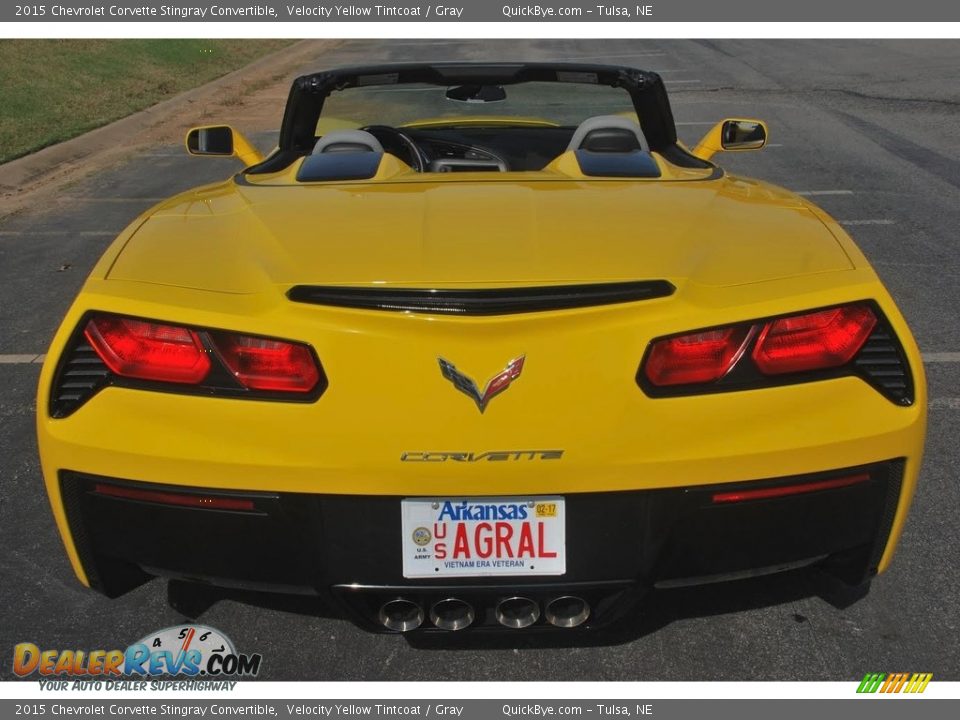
[567,115,649,153]
[313,130,384,155]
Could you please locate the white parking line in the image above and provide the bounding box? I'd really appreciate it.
[64,197,166,203]
[840,219,895,226]
[361,87,446,93]
[924,353,960,363]
[0,354,44,364]
[929,398,960,410]
[0,230,116,237]
[872,261,940,268]
[666,80,702,84]
[556,52,667,60]
[795,190,854,196]
[390,41,469,45]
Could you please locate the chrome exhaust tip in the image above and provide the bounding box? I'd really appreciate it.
[429,598,474,631]
[378,599,423,632]
[495,597,541,629]
[545,596,590,628]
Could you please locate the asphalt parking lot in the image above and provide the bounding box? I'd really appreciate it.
[1,39,958,681]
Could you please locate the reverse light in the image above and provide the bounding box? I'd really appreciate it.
[84,315,210,384]
[211,333,320,393]
[752,304,877,375]
[644,326,751,386]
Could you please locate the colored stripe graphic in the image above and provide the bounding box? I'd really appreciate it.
[906,673,933,693]
[857,673,885,693]
[857,672,932,693]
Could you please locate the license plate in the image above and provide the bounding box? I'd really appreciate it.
[401,496,566,578]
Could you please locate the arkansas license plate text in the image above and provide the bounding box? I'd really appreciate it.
[401,497,566,578]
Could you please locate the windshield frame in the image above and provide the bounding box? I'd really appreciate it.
[272,62,679,156]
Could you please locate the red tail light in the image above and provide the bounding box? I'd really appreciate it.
[212,334,320,393]
[85,316,210,384]
[752,304,877,375]
[645,326,750,386]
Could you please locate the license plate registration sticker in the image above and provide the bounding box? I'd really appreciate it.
[401,497,566,578]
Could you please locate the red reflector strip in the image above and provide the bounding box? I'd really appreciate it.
[711,473,872,504]
[93,483,256,511]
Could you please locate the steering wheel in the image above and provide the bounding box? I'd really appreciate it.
[361,125,428,172]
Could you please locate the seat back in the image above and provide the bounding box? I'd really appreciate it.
[313,130,384,155]
[566,116,649,153]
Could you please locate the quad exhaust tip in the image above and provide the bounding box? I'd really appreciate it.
[545,596,590,628]
[380,595,586,631]
[430,598,475,631]
[378,599,423,632]
[495,597,541,629]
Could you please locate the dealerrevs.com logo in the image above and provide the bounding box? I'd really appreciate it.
[13,625,262,684]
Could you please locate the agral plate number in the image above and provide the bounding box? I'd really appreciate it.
[401,496,566,578]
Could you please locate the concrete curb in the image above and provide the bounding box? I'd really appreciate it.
[0,39,339,214]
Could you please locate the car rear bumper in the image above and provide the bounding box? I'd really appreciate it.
[59,459,905,632]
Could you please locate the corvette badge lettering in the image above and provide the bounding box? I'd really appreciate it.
[438,356,525,413]
[401,450,564,462]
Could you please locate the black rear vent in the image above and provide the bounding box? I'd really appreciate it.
[855,319,914,406]
[866,458,905,576]
[287,280,675,316]
[50,340,111,419]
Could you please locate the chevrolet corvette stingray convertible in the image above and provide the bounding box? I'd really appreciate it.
[37,62,926,633]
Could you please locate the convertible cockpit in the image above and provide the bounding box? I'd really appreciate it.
[186,62,768,182]
[311,113,652,175]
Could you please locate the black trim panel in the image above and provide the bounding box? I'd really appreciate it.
[575,149,662,178]
[58,460,905,626]
[287,280,675,316]
[296,152,382,182]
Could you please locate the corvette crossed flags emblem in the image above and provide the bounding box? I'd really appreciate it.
[438,356,525,413]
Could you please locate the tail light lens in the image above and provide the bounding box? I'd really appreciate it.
[644,327,750,386]
[640,302,893,397]
[84,316,210,384]
[211,334,320,392]
[752,304,877,375]
[82,313,322,396]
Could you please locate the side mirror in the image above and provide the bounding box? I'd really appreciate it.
[692,119,768,162]
[185,125,264,167]
[186,126,234,155]
[720,120,767,150]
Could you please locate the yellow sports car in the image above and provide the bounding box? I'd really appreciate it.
[37,63,926,633]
